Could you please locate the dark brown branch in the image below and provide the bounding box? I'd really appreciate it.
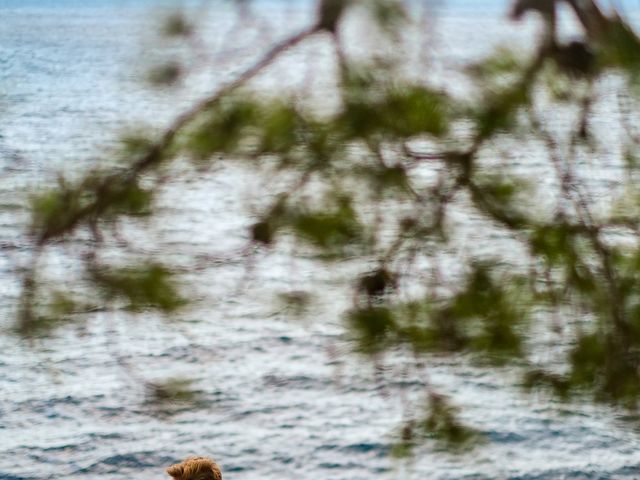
[562,0,614,41]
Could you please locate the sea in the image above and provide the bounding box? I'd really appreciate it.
[3,1,640,479]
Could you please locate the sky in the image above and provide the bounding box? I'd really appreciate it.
[0,0,638,7]
[0,0,638,22]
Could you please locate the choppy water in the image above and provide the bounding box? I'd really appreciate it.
[3,1,640,479]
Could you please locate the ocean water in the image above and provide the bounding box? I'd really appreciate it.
[3,1,640,479]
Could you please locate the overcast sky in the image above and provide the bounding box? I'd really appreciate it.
[0,0,639,15]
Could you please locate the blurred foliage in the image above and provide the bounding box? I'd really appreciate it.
[148,61,183,86]
[393,393,481,456]
[277,290,313,317]
[15,0,640,454]
[162,11,193,38]
[287,195,365,252]
[146,378,203,409]
[91,262,185,313]
[339,70,450,139]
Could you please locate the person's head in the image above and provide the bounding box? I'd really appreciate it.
[166,456,222,480]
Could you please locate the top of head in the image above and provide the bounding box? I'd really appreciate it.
[166,456,222,480]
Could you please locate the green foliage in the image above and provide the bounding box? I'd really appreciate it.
[384,85,450,138]
[186,97,259,158]
[523,369,571,400]
[100,179,154,218]
[474,81,530,138]
[529,224,598,297]
[623,149,640,173]
[277,290,313,317]
[428,264,526,359]
[542,62,578,101]
[30,173,154,241]
[290,209,361,249]
[258,102,303,154]
[161,12,193,38]
[359,163,410,195]
[148,61,182,86]
[468,48,523,81]
[183,96,338,169]
[347,264,527,362]
[30,179,86,240]
[368,0,407,34]
[13,290,96,338]
[147,377,202,405]
[119,132,156,159]
[394,394,481,455]
[600,19,640,78]
[14,313,72,339]
[468,46,535,138]
[527,331,640,408]
[340,69,450,139]
[530,223,579,267]
[92,263,185,313]
[471,174,531,229]
[569,333,640,406]
[347,306,397,354]
[287,196,365,252]
[420,394,480,449]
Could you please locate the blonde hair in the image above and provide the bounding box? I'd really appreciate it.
[166,456,222,480]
